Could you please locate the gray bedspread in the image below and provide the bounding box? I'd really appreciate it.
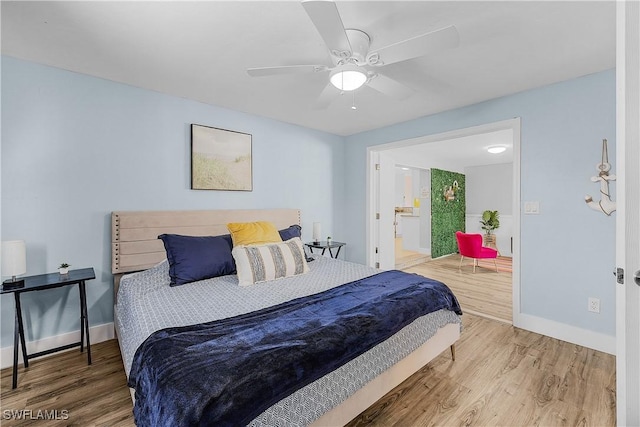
[115,255,461,426]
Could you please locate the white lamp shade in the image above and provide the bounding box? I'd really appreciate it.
[2,240,26,277]
[330,64,367,91]
[313,223,322,241]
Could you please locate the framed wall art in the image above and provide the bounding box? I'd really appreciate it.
[191,124,252,191]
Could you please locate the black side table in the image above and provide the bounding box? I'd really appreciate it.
[305,241,346,259]
[1,267,95,389]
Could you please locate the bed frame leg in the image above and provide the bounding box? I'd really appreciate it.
[450,344,456,361]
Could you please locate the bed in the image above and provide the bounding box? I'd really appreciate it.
[111,209,462,426]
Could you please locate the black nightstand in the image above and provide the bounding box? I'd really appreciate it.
[305,241,346,259]
[1,267,95,389]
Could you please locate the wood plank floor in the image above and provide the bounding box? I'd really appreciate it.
[0,340,134,426]
[346,314,615,427]
[1,313,614,426]
[395,238,430,269]
[406,254,513,323]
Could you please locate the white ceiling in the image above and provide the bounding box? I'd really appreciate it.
[1,1,615,136]
[390,129,513,172]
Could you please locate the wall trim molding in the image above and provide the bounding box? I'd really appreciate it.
[516,313,615,355]
[0,322,115,369]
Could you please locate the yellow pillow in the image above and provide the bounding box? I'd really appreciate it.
[227,221,282,247]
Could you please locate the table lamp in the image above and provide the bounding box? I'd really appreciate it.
[313,222,321,244]
[2,240,26,290]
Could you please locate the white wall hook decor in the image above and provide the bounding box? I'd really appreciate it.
[585,138,616,216]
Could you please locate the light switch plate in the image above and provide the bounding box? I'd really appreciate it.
[524,201,540,214]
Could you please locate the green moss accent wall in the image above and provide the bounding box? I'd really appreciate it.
[431,168,466,258]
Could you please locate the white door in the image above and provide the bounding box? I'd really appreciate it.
[616,2,640,425]
[377,152,396,270]
[368,150,396,270]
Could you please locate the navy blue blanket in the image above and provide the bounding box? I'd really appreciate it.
[128,270,462,427]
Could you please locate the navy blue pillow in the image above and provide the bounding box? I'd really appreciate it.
[278,224,302,241]
[158,234,235,286]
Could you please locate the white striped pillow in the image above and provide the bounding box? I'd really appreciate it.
[232,237,309,286]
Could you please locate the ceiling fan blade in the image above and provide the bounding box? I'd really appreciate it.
[366,74,414,100]
[367,25,459,66]
[247,65,328,77]
[313,83,339,109]
[302,0,352,58]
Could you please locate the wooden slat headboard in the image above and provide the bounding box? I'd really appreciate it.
[111,209,301,275]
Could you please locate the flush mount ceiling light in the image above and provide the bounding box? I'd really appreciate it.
[329,64,368,91]
[487,145,507,154]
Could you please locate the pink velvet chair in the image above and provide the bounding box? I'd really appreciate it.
[455,231,498,273]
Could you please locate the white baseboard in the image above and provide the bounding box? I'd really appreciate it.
[0,322,115,369]
[1,316,614,367]
[515,313,615,355]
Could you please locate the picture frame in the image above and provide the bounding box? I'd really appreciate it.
[191,124,252,191]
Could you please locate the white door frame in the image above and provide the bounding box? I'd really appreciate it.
[366,118,521,324]
[615,1,640,424]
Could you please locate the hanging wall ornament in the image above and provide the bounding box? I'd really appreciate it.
[585,138,616,216]
[443,180,459,202]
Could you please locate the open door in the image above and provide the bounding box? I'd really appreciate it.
[615,2,640,424]
[368,150,396,270]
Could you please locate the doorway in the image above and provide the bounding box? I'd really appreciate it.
[367,118,521,324]
[394,165,431,269]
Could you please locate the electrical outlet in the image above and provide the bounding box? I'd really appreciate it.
[588,297,600,313]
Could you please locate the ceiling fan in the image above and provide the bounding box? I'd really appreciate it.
[247,0,459,108]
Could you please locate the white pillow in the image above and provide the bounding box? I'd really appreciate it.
[232,237,309,286]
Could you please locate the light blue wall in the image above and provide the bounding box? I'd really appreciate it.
[1,55,616,347]
[344,69,616,336]
[1,57,345,346]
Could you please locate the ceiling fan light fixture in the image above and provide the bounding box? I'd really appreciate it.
[330,64,367,91]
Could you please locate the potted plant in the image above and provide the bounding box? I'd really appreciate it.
[480,210,500,235]
[59,263,70,275]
